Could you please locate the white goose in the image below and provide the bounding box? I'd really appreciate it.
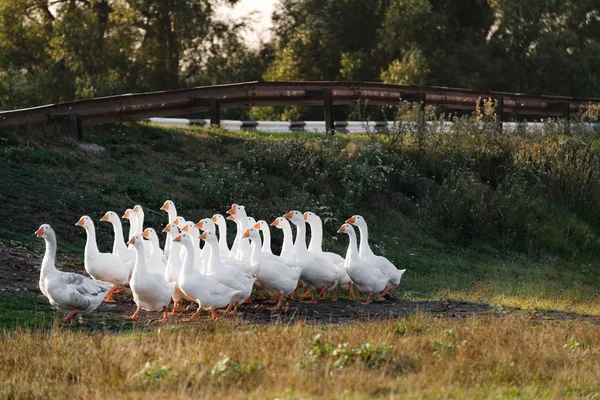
[162,223,188,314]
[270,217,296,266]
[126,235,175,322]
[180,222,204,273]
[160,200,178,259]
[226,204,252,264]
[133,205,154,256]
[122,208,138,242]
[337,224,388,304]
[100,211,135,271]
[304,211,354,301]
[211,214,230,259]
[285,210,338,302]
[201,231,255,310]
[243,228,302,309]
[174,233,242,320]
[75,216,129,302]
[142,228,167,276]
[346,215,406,297]
[35,224,113,324]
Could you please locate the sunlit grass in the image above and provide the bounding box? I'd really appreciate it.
[2,315,600,399]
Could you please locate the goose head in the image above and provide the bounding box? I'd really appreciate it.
[303,211,321,225]
[270,217,289,230]
[247,216,256,226]
[173,232,193,246]
[173,216,186,228]
[345,215,365,227]
[75,215,94,230]
[35,224,55,240]
[122,208,135,221]
[127,234,145,247]
[181,222,200,238]
[254,220,270,232]
[100,211,119,224]
[242,227,260,242]
[337,223,356,236]
[162,223,179,236]
[195,218,216,233]
[199,231,219,245]
[226,204,247,219]
[212,214,225,224]
[160,200,175,212]
[284,210,305,226]
[142,227,157,241]
[133,205,144,219]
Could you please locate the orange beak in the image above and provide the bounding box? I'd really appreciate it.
[211,215,218,222]
[75,217,85,227]
[162,225,171,233]
[242,229,250,238]
[284,211,294,220]
[195,221,204,229]
[337,225,346,233]
[128,237,136,245]
[100,213,110,222]
[226,204,237,215]
[270,219,279,227]
[122,210,131,219]
[200,232,207,240]
[173,234,182,242]
[226,215,235,221]
[160,201,169,211]
[303,212,309,220]
[182,225,190,232]
[35,226,45,238]
[142,229,149,238]
[253,222,261,229]
[345,216,356,224]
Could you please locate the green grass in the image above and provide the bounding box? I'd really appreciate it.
[0,294,54,329]
[2,119,600,315]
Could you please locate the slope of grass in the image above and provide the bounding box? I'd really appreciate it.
[1,119,600,315]
[2,315,600,399]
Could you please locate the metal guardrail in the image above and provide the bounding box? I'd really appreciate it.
[1,81,598,137]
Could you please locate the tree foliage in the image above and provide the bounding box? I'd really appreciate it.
[0,0,598,111]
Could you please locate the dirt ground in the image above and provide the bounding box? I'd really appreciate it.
[2,240,599,328]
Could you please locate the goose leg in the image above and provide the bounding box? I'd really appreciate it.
[210,309,219,320]
[125,306,141,320]
[158,306,169,323]
[104,286,118,303]
[319,284,333,300]
[273,293,285,310]
[331,286,340,302]
[225,301,234,313]
[256,290,267,300]
[358,293,372,305]
[377,286,393,301]
[170,301,181,315]
[184,305,203,321]
[300,288,312,299]
[348,282,355,301]
[63,309,81,324]
[306,291,317,304]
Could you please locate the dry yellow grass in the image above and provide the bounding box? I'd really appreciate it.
[2,314,600,399]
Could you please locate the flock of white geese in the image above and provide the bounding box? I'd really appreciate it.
[35,200,406,324]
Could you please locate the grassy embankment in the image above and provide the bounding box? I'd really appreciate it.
[2,109,600,315]
[3,108,600,397]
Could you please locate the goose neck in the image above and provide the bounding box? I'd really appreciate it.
[206,240,222,275]
[261,228,272,254]
[357,223,372,256]
[308,220,323,253]
[346,230,360,260]
[293,220,308,253]
[84,225,100,255]
[132,245,148,275]
[250,237,262,265]
[41,235,58,276]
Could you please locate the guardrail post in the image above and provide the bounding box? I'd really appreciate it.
[496,96,504,133]
[48,112,82,140]
[305,88,335,134]
[548,101,570,133]
[190,97,221,126]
